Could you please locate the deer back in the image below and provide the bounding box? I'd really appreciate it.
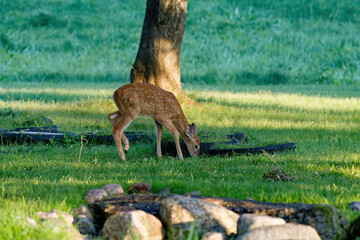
[113,83,183,118]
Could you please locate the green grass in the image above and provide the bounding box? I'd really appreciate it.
[1,0,360,239]
[1,82,360,238]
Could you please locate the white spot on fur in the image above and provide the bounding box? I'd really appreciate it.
[109,114,117,120]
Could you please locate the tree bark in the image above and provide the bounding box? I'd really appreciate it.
[130,0,187,96]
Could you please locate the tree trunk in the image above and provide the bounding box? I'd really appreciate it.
[130,0,187,96]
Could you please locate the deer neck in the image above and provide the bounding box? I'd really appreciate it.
[174,114,191,142]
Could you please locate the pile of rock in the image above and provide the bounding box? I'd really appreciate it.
[22,182,360,240]
[79,183,351,240]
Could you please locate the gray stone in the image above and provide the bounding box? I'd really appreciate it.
[348,216,360,238]
[184,191,201,196]
[42,218,83,240]
[36,209,74,225]
[349,201,360,212]
[160,195,239,240]
[84,188,108,205]
[159,187,172,195]
[15,216,38,228]
[36,210,58,220]
[73,205,95,223]
[128,182,152,193]
[304,205,346,240]
[238,214,286,235]
[203,232,225,240]
[102,210,163,240]
[73,214,97,236]
[26,217,38,228]
[236,223,321,240]
[102,183,124,195]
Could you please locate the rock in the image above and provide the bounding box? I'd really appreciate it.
[42,218,83,240]
[102,210,163,240]
[202,198,224,206]
[104,205,135,215]
[236,223,321,240]
[26,217,38,228]
[15,216,38,228]
[203,232,225,240]
[84,188,108,205]
[73,214,97,236]
[160,195,239,239]
[348,216,360,238]
[102,183,124,195]
[159,187,172,195]
[73,205,95,223]
[54,210,74,225]
[238,214,286,235]
[304,204,346,240]
[349,201,360,212]
[36,210,58,220]
[36,209,73,225]
[184,191,201,196]
[128,182,152,193]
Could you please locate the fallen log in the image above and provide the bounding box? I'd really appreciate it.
[90,193,347,240]
[1,127,294,157]
[161,141,296,157]
[0,127,152,145]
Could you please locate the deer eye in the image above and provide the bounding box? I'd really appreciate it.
[194,145,199,150]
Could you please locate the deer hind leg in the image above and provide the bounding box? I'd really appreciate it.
[108,111,130,152]
[154,119,163,158]
[158,118,183,161]
[108,111,134,160]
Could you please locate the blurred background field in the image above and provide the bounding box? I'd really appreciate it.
[1,0,359,86]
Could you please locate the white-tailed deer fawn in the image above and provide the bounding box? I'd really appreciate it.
[108,83,200,160]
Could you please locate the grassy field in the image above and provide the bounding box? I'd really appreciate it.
[1,0,360,239]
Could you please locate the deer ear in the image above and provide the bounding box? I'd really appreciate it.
[191,123,197,134]
[186,123,197,138]
[185,125,193,138]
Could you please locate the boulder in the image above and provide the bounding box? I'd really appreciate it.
[41,217,83,240]
[303,205,347,240]
[349,201,360,212]
[160,195,239,239]
[73,214,97,237]
[102,183,124,195]
[84,188,108,205]
[15,216,38,228]
[238,214,286,235]
[36,209,74,225]
[73,205,95,223]
[348,216,360,239]
[184,191,201,196]
[236,223,321,240]
[25,217,38,228]
[128,182,152,193]
[203,232,225,240]
[102,210,163,240]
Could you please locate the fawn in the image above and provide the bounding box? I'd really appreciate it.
[108,83,200,160]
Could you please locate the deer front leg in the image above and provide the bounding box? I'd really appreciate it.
[159,119,183,160]
[154,119,163,158]
[122,134,130,152]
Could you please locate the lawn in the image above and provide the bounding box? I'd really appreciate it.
[1,0,360,239]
